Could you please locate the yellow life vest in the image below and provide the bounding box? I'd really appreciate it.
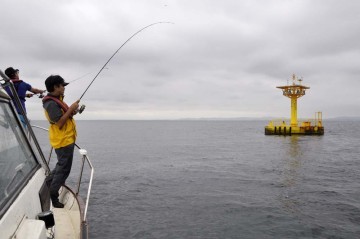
[43,96,77,149]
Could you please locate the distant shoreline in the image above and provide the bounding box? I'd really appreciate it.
[31,117,360,121]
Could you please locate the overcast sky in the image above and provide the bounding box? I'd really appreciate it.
[1,0,359,120]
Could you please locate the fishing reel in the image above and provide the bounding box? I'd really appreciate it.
[79,104,86,114]
[37,90,47,98]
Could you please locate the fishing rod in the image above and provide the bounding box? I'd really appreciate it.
[79,21,173,100]
[77,21,173,111]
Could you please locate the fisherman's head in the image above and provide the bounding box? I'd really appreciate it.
[45,75,69,94]
[5,67,19,79]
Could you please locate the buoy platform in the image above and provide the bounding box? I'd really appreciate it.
[265,117,324,135]
[265,74,324,136]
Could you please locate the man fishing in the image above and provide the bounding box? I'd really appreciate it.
[4,67,45,123]
[42,75,79,208]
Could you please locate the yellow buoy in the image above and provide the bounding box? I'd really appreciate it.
[265,74,324,135]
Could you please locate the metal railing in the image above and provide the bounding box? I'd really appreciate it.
[268,117,323,127]
[31,125,94,223]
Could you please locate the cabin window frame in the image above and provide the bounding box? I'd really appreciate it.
[0,96,41,219]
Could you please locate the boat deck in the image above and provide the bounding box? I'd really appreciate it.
[53,208,78,239]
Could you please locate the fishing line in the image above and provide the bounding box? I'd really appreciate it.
[34,71,94,99]
[69,72,93,84]
[79,21,173,101]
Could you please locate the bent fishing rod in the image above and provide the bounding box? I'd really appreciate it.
[78,21,173,103]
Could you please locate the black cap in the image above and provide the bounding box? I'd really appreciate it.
[5,67,19,79]
[45,75,69,92]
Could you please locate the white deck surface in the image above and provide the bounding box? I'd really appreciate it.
[53,207,77,239]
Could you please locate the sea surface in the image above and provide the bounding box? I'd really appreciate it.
[33,120,360,239]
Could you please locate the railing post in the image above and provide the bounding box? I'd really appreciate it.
[77,155,86,195]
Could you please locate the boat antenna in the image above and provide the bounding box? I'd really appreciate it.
[79,21,173,100]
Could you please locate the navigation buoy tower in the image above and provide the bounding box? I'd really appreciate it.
[265,74,324,135]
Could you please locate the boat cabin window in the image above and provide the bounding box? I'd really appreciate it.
[0,99,38,208]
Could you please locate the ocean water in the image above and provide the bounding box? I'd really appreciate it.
[34,120,360,238]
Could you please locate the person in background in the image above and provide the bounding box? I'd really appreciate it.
[4,67,45,123]
[42,75,79,208]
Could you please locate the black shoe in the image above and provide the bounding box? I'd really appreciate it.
[52,201,64,208]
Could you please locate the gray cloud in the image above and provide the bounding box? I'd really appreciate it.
[1,0,360,120]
